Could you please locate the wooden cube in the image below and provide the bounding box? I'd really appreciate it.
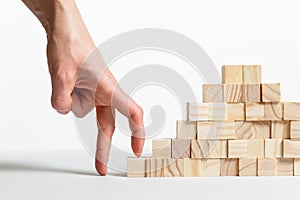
[227,103,245,121]
[258,158,275,176]
[171,139,191,159]
[223,84,243,103]
[152,139,171,158]
[176,120,197,139]
[183,158,202,177]
[202,159,221,176]
[290,121,300,140]
[215,121,236,139]
[191,139,227,158]
[264,103,283,120]
[235,121,255,139]
[283,140,300,158]
[220,158,239,176]
[284,102,300,120]
[161,159,184,177]
[228,140,248,158]
[145,158,151,177]
[271,121,290,139]
[150,158,163,177]
[253,121,271,139]
[197,121,235,139]
[203,84,223,103]
[127,157,146,177]
[294,158,300,176]
[222,65,243,84]
[261,83,281,102]
[243,84,261,102]
[247,139,265,158]
[208,103,228,121]
[245,103,265,121]
[243,65,262,84]
[187,103,209,121]
[239,158,257,176]
[275,158,293,176]
[265,139,283,158]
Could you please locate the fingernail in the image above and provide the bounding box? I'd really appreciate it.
[56,109,69,115]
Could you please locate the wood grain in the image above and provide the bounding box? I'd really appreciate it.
[258,158,275,176]
[265,139,283,158]
[227,103,245,121]
[202,159,221,176]
[220,158,239,176]
[239,158,257,176]
[275,158,293,176]
[183,158,202,177]
[261,83,280,102]
[283,140,300,158]
[223,84,243,103]
[228,140,248,158]
[242,65,262,84]
[290,121,300,140]
[271,121,290,139]
[283,102,300,120]
[247,139,265,158]
[176,120,197,139]
[264,103,283,120]
[203,84,223,103]
[245,103,265,121]
[152,139,171,158]
[222,65,243,84]
[191,139,227,158]
[127,157,146,177]
[243,84,261,102]
[171,139,191,159]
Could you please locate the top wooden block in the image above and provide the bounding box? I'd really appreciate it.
[222,65,262,84]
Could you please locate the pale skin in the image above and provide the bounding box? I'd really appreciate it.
[22,0,145,175]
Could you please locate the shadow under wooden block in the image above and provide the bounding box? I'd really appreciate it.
[227,103,245,121]
[283,140,300,158]
[202,159,220,176]
[284,102,300,120]
[176,120,197,139]
[187,103,209,121]
[223,84,243,103]
[183,158,202,177]
[247,139,265,158]
[235,121,254,139]
[243,84,261,103]
[191,139,227,158]
[203,84,223,103]
[261,83,281,102]
[242,65,262,84]
[197,121,235,139]
[264,103,283,120]
[127,157,146,177]
[220,158,239,176]
[222,65,243,84]
[290,121,300,140]
[239,158,257,176]
[171,139,191,159]
[228,140,248,158]
[245,103,265,121]
[271,121,290,139]
[265,139,283,158]
[152,139,171,158]
[253,121,271,139]
[294,159,300,176]
[258,158,275,176]
[275,158,293,176]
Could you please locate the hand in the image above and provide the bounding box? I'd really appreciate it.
[22,0,145,175]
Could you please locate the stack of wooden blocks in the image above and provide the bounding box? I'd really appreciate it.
[127,65,300,177]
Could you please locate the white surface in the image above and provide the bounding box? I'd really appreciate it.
[1,0,300,199]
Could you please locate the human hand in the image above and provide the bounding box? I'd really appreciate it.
[22,0,145,175]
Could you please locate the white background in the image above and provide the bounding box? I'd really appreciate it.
[1,0,300,199]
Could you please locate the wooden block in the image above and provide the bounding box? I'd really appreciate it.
[150,158,163,177]
[197,121,235,139]
[228,140,248,158]
[183,158,202,177]
[253,121,271,139]
[223,84,243,103]
[284,102,300,120]
[275,158,293,176]
[265,139,283,158]
[294,158,300,176]
[243,65,262,84]
[152,139,171,158]
[271,121,290,139]
[235,121,255,139]
[264,103,283,120]
[247,139,265,158]
[161,159,184,177]
[227,103,245,121]
[290,121,300,140]
[283,140,300,158]
[187,103,209,121]
[202,159,220,176]
[239,158,257,176]
[127,157,145,177]
[243,84,261,102]
[203,84,223,103]
[222,65,243,84]
[245,103,265,121]
[258,158,275,176]
[171,139,191,159]
[191,139,227,158]
[220,158,239,176]
[261,83,281,102]
[145,158,151,177]
[208,103,228,121]
[176,120,197,139]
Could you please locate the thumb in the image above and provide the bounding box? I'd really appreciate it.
[51,72,75,114]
